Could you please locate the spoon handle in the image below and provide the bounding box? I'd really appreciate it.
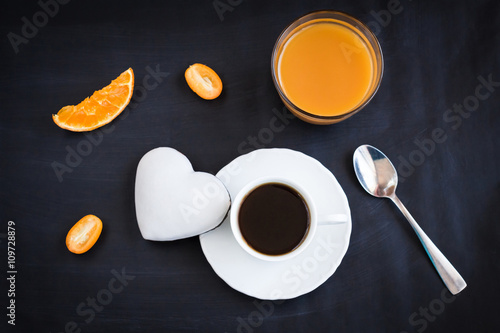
[390,195,467,295]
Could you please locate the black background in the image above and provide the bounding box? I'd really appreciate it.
[1,0,499,332]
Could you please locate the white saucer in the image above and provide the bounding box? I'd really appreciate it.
[199,148,351,300]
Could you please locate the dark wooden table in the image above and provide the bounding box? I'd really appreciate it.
[1,0,499,332]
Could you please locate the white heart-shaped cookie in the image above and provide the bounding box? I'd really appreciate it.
[135,147,230,241]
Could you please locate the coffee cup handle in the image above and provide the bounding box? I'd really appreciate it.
[318,214,349,226]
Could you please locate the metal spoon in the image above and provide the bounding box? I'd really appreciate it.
[353,144,467,295]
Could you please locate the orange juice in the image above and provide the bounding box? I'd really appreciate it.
[278,22,375,117]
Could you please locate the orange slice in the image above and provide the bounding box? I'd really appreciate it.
[185,63,222,100]
[66,214,103,254]
[53,68,134,131]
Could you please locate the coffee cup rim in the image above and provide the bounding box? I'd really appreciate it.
[230,176,318,261]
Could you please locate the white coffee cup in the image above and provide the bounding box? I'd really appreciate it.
[230,176,346,261]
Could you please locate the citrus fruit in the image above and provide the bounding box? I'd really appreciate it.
[66,214,103,254]
[185,63,222,100]
[53,68,134,131]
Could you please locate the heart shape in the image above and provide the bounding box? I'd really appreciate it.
[135,147,230,241]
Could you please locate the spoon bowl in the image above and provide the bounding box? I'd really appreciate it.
[353,145,398,198]
[353,144,467,295]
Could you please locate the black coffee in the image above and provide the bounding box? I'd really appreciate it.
[238,183,310,256]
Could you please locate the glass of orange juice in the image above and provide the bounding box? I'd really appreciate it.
[271,11,384,125]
